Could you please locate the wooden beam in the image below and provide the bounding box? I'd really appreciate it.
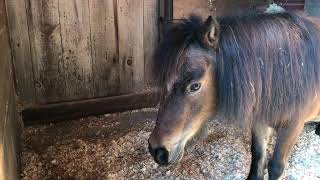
[0,1,21,178]
[22,89,160,126]
[5,0,35,103]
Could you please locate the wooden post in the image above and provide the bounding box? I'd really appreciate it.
[0,0,21,178]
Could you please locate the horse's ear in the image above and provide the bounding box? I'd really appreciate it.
[201,16,220,49]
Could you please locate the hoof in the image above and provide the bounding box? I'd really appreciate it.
[268,160,284,180]
[316,124,320,136]
[246,175,264,180]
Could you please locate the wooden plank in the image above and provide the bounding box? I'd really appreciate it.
[26,0,66,104]
[144,0,159,87]
[5,0,35,103]
[0,28,11,155]
[0,0,8,176]
[1,78,20,180]
[117,0,144,94]
[0,9,20,178]
[0,0,12,148]
[0,0,6,28]
[58,0,93,100]
[22,89,160,125]
[88,0,119,97]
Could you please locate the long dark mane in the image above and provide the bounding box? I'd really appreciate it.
[154,12,320,127]
[153,16,204,85]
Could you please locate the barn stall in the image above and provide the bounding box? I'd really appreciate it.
[0,0,319,179]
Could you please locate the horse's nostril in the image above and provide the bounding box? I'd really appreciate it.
[154,147,169,165]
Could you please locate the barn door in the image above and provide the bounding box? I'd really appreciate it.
[5,0,159,106]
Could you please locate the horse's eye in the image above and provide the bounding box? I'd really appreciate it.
[189,83,201,92]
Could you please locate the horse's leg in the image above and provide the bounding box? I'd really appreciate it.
[316,123,320,136]
[268,120,304,180]
[247,123,272,180]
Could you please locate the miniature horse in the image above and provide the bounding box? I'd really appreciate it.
[148,12,320,180]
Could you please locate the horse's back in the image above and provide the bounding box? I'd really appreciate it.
[217,12,320,126]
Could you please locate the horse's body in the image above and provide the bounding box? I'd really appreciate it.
[148,11,320,180]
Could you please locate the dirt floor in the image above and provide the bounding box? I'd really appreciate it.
[21,108,320,180]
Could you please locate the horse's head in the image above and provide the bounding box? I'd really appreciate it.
[148,16,220,165]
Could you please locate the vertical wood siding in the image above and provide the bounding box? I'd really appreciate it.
[0,0,21,178]
[59,0,94,100]
[5,0,35,104]
[26,0,65,103]
[144,0,160,86]
[5,0,159,105]
[89,0,119,97]
[117,0,145,94]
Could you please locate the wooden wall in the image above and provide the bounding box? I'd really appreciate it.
[0,0,21,178]
[172,0,268,19]
[5,0,159,106]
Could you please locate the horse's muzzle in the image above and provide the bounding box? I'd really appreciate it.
[148,145,169,165]
[148,142,184,166]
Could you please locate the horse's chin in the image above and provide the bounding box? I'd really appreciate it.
[168,150,184,165]
[167,144,185,165]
